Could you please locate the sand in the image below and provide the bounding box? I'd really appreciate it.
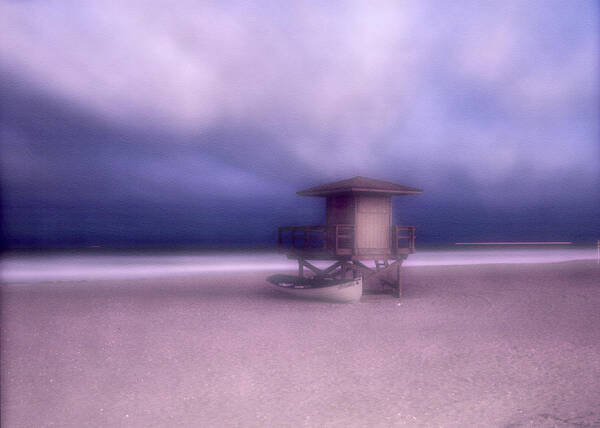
[1,260,599,427]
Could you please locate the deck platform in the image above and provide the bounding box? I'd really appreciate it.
[278,224,415,296]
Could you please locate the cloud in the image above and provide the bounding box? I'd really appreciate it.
[0,0,598,207]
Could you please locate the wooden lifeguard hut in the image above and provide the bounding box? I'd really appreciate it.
[278,176,422,297]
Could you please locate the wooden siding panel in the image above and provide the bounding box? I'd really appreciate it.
[355,195,391,252]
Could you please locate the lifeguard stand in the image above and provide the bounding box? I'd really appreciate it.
[278,176,422,297]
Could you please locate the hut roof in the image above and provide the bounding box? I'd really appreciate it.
[297,176,423,197]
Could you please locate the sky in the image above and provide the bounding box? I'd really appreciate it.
[1,0,599,248]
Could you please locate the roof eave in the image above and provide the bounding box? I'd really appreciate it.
[297,187,423,197]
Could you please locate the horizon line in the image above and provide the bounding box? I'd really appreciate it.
[455,242,573,245]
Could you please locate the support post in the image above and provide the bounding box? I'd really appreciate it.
[298,258,304,278]
[322,261,344,275]
[341,263,350,279]
[393,261,402,298]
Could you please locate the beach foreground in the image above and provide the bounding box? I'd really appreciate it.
[1,261,599,427]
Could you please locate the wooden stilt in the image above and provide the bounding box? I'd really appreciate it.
[291,255,406,297]
[341,262,351,279]
[393,261,402,298]
[293,258,353,280]
[322,261,344,275]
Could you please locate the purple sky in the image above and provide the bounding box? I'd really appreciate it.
[1,1,598,247]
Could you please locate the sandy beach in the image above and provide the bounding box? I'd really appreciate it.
[1,260,599,427]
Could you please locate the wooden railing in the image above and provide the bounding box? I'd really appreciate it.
[277,224,354,256]
[278,224,417,256]
[394,225,416,254]
[333,224,354,255]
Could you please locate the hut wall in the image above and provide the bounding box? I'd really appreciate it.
[326,195,355,226]
[355,195,392,255]
[326,195,355,251]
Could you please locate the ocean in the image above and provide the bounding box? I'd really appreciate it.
[1,246,596,283]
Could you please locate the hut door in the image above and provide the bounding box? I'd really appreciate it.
[355,195,391,255]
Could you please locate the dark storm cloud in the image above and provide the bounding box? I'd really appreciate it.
[1,0,598,246]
